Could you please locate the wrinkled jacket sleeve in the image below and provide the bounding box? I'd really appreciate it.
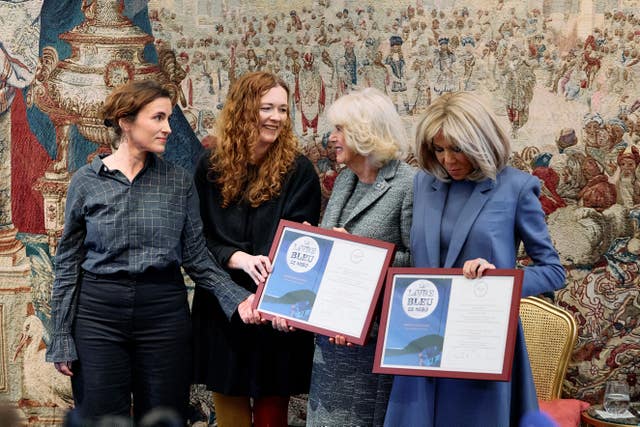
[46,174,87,363]
[516,175,566,296]
[393,168,414,267]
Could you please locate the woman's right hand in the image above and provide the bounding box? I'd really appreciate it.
[228,251,272,285]
[54,361,73,377]
[237,294,263,325]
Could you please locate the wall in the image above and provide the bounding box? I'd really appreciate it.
[1,0,639,425]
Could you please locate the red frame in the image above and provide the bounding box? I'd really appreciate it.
[252,219,396,345]
[373,267,523,381]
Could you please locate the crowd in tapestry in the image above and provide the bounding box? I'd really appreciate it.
[146,4,640,406]
[3,1,640,422]
[148,1,640,261]
[150,1,640,127]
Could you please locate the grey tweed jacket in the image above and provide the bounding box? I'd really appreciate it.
[321,159,415,267]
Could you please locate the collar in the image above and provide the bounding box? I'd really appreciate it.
[90,152,157,176]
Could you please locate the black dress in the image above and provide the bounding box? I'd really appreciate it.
[191,152,321,397]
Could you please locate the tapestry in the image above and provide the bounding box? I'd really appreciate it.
[0,304,5,392]
[1,0,639,425]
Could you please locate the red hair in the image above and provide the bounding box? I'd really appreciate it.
[208,71,298,207]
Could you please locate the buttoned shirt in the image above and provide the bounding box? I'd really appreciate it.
[46,154,249,362]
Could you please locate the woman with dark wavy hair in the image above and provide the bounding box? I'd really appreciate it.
[191,71,321,427]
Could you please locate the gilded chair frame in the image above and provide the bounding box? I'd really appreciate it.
[520,296,578,401]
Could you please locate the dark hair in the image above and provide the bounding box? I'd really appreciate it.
[101,79,173,148]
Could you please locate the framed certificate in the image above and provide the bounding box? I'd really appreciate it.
[373,268,523,381]
[253,220,396,345]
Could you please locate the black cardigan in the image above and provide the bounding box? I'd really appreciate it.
[191,151,321,396]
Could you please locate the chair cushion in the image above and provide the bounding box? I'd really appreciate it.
[539,399,590,427]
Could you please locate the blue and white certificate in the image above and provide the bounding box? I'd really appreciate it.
[254,220,395,345]
[374,268,523,381]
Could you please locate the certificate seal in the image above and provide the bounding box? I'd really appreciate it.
[473,280,488,298]
[350,248,364,264]
[286,236,320,273]
[402,279,439,319]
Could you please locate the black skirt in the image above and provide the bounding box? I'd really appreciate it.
[191,281,314,397]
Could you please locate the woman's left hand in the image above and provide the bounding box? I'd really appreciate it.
[329,335,353,346]
[229,252,272,285]
[332,227,349,234]
[462,257,496,279]
[272,316,295,333]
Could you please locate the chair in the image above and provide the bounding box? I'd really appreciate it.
[520,297,588,427]
[520,296,577,400]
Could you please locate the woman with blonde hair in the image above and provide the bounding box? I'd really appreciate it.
[191,71,321,427]
[307,87,415,426]
[384,91,565,426]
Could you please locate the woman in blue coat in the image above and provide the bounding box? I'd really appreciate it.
[384,91,566,427]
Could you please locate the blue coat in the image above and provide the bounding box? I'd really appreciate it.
[384,167,566,427]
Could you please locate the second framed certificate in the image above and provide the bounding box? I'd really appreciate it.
[374,268,523,381]
[253,220,395,345]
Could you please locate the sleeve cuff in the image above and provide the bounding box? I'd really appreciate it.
[199,279,252,321]
[45,333,78,363]
[216,246,240,267]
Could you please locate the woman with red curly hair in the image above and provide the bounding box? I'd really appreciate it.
[191,71,321,427]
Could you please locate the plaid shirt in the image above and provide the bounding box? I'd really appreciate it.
[46,154,249,362]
